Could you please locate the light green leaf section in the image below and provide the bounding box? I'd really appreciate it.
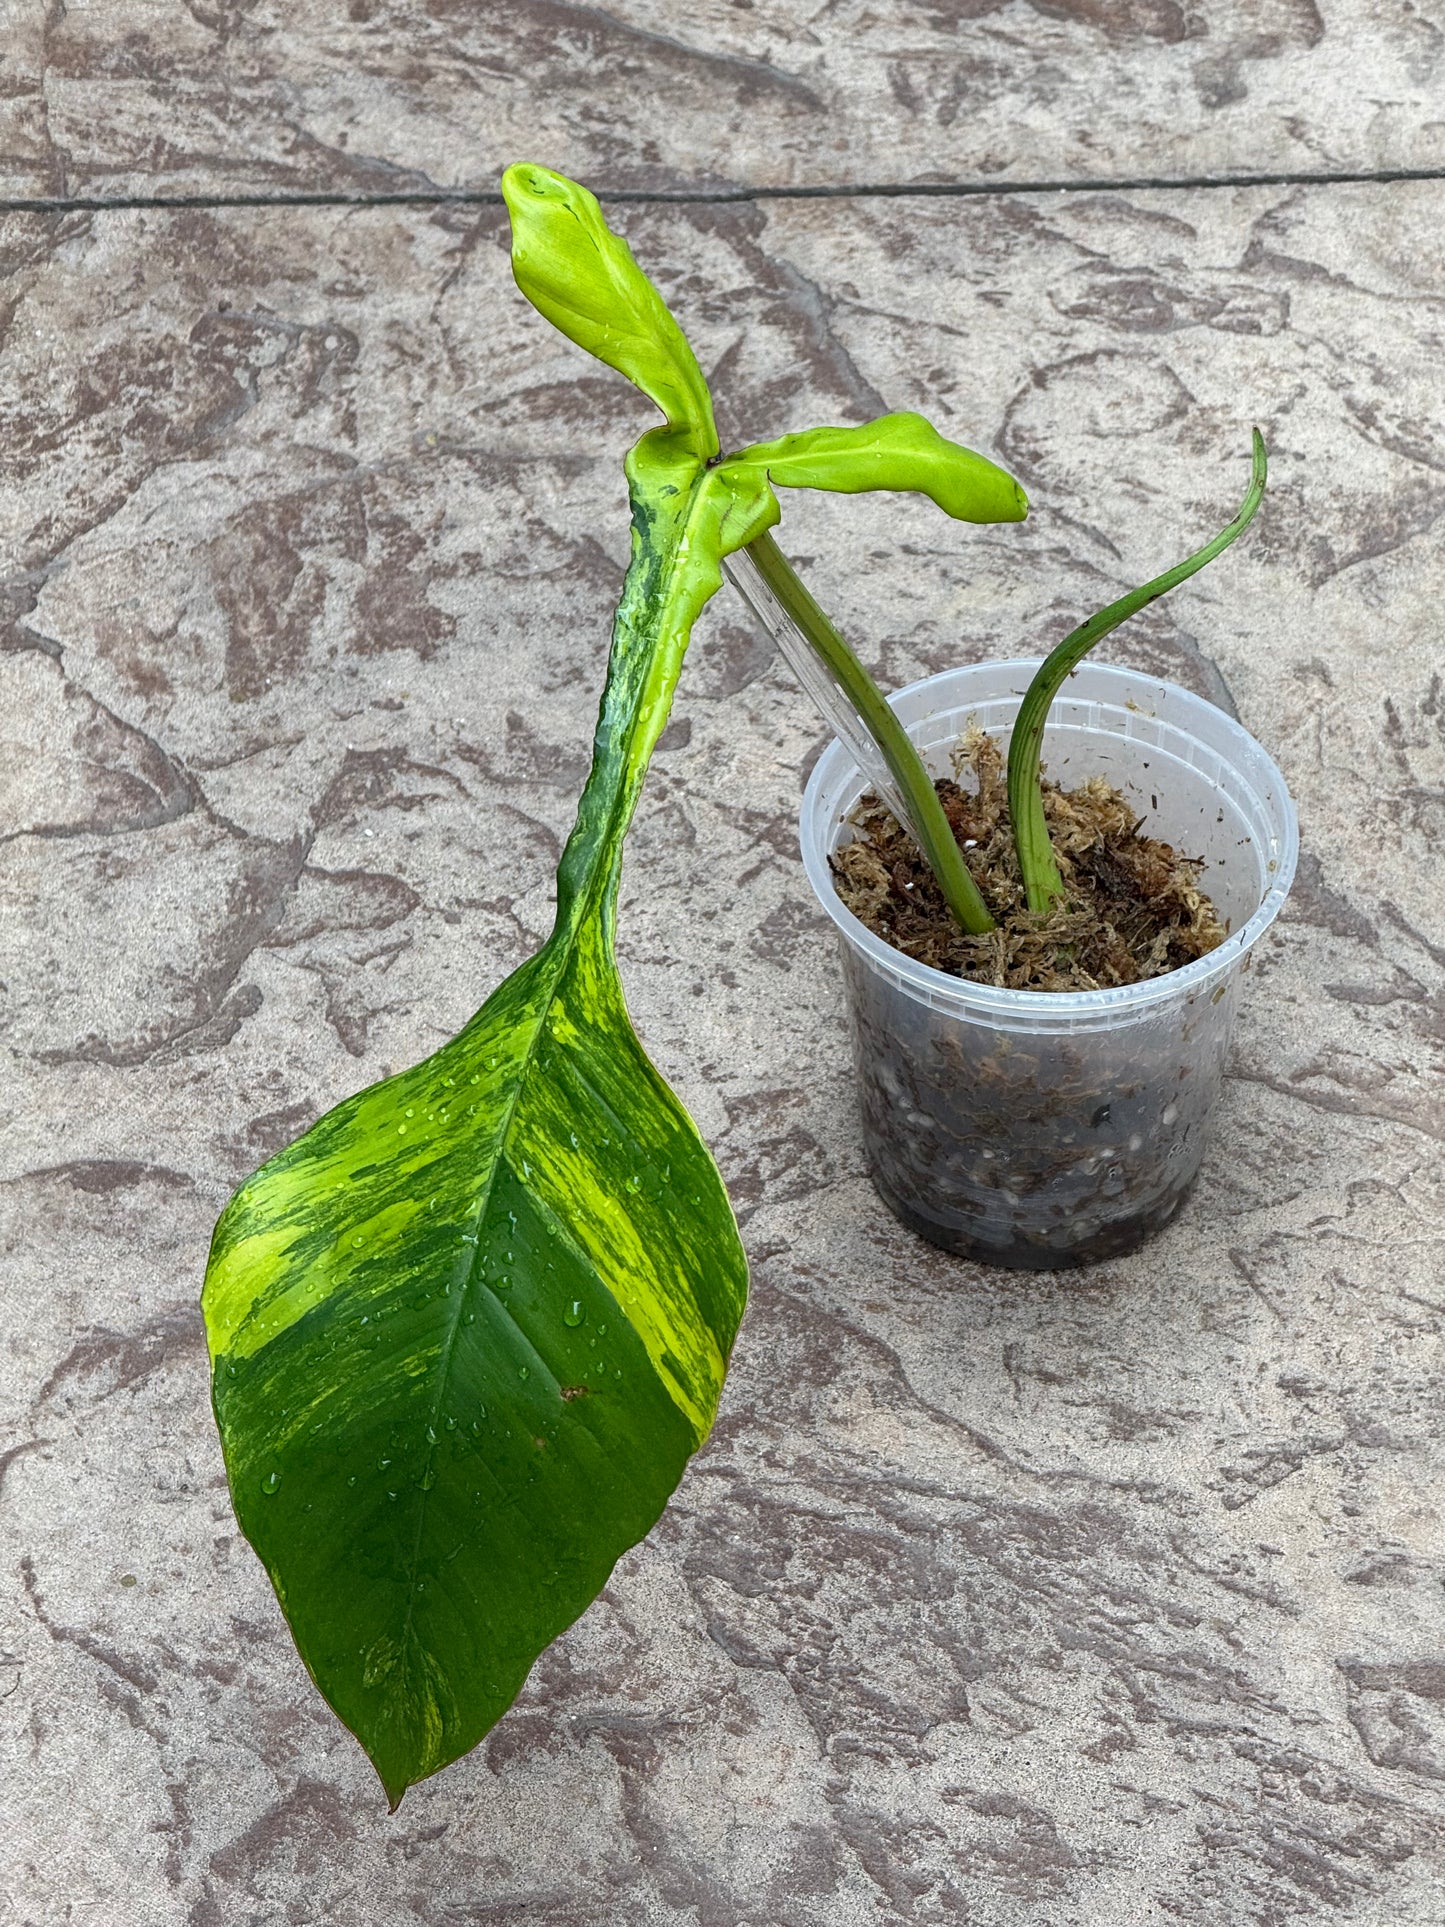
[502,162,718,459]
[203,392,774,1815]
[726,411,1027,524]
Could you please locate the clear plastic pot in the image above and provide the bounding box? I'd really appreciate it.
[798,660,1299,1269]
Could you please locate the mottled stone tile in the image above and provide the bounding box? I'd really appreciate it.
[2,1,1445,202]
[2,184,1444,1923]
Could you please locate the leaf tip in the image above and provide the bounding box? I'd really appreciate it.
[500,160,573,209]
[378,1762,410,1813]
[500,162,604,265]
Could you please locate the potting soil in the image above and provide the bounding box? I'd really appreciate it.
[832,731,1226,992]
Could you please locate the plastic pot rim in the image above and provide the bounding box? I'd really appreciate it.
[798,657,1300,1028]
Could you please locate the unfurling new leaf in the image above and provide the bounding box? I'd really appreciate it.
[729,411,1027,525]
[501,163,718,457]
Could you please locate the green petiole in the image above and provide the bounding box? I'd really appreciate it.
[1007,428,1269,916]
[745,529,998,937]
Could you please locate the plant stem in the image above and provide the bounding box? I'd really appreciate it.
[745,529,996,937]
[1007,428,1269,915]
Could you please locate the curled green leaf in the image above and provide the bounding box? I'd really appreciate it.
[726,411,1027,524]
[1007,428,1268,914]
[502,163,718,459]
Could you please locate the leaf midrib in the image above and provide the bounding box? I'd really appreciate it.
[390,939,566,1698]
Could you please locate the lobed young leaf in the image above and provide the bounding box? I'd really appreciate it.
[725,411,1026,524]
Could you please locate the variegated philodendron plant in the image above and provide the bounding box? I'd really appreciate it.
[199,164,1031,1804]
[201,163,1267,1804]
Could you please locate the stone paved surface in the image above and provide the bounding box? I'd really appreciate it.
[3,1,1445,200]
[3,39,1445,1927]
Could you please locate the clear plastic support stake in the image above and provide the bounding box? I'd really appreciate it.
[722,545,918,838]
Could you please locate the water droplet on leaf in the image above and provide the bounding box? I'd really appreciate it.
[261,1470,281,1496]
[564,1301,584,1328]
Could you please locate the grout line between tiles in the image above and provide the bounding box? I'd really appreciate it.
[1,162,1444,217]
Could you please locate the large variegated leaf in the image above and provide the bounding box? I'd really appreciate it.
[203,436,773,1806]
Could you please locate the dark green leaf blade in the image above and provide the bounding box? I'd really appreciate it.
[202,446,769,1806]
